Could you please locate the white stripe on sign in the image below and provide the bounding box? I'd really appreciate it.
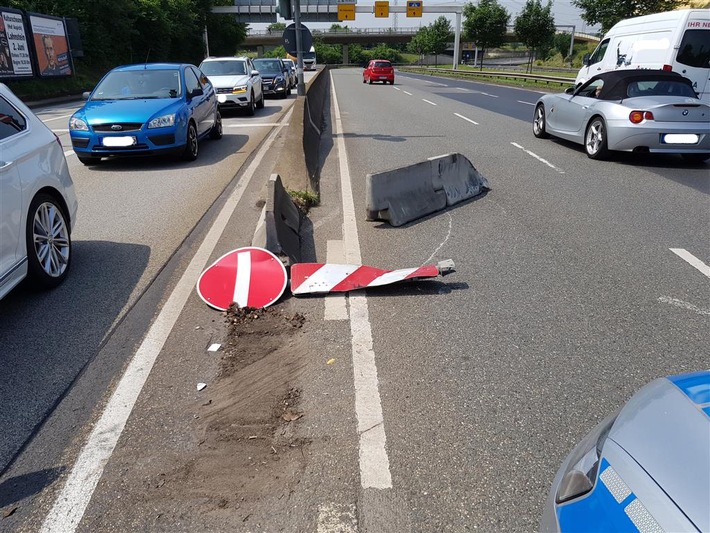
[325,240,348,321]
[669,248,710,278]
[302,264,357,292]
[369,268,418,287]
[234,251,252,307]
[39,107,294,533]
[331,71,392,490]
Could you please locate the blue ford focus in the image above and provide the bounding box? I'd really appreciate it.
[541,370,709,532]
[69,63,222,165]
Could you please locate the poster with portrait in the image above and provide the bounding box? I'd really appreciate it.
[29,13,71,77]
[0,8,33,78]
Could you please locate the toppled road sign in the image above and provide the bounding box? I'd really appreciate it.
[291,259,454,295]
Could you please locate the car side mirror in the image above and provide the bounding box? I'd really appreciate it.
[582,53,591,67]
[565,87,575,95]
[190,87,204,98]
[251,70,259,77]
[82,91,91,100]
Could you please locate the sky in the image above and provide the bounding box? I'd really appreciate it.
[248,0,601,35]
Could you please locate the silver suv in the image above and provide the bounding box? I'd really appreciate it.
[199,56,264,116]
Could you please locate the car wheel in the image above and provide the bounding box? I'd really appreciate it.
[246,92,255,116]
[368,78,373,85]
[287,86,292,96]
[532,103,550,139]
[256,92,265,109]
[26,193,71,289]
[585,117,609,160]
[77,155,102,166]
[362,77,366,84]
[280,89,288,99]
[182,121,198,161]
[210,110,223,140]
[681,153,710,163]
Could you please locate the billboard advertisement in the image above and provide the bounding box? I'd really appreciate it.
[0,8,33,78]
[29,13,71,77]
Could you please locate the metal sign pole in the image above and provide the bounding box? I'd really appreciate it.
[293,0,305,96]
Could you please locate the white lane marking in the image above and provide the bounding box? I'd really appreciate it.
[227,123,288,127]
[52,128,70,133]
[456,87,471,92]
[510,142,565,174]
[454,112,478,125]
[325,240,348,321]
[423,213,453,265]
[403,91,413,96]
[488,94,499,98]
[422,99,437,106]
[41,113,73,122]
[427,81,447,87]
[39,109,293,533]
[234,251,251,307]
[207,343,221,352]
[517,100,535,106]
[317,503,358,533]
[393,87,401,91]
[657,297,710,316]
[331,72,392,489]
[669,248,710,278]
[64,150,75,158]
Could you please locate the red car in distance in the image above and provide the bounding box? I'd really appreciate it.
[363,60,394,85]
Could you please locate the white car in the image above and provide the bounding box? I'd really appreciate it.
[199,56,264,116]
[0,83,78,300]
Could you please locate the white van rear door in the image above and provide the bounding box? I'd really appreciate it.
[674,19,710,104]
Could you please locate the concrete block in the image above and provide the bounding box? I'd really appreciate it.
[365,153,489,227]
[252,174,302,264]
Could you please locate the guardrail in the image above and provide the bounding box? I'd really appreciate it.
[398,66,576,88]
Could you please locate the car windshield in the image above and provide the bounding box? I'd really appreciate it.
[92,69,181,100]
[253,60,281,72]
[201,60,247,76]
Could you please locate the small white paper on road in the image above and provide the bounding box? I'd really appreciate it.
[207,344,221,352]
[197,383,207,391]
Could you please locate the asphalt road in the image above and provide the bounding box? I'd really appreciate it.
[330,68,708,531]
[1,67,707,532]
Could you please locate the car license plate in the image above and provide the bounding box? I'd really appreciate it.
[662,134,699,144]
[218,94,227,103]
[102,136,136,147]
[380,76,388,79]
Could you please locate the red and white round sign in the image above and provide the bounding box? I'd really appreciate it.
[196,247,287,311]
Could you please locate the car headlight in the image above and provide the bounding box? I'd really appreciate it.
[555,411,617,504]
[69,117,88,131]
[275,75,284,83]
[233,85,247,92]
[148,114,175,129]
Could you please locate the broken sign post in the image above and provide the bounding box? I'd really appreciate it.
[290,259,455,295]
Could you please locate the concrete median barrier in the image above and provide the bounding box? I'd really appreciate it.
[365,153,489,227]
[252,174,302,264]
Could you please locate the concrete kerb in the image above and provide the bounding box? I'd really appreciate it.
[365,153,490,227]
[252,173,302,265]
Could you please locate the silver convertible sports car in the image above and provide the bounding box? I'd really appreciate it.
[532,70,710,162]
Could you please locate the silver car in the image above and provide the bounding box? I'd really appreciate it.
[541,370,709,532]
[199,56,264,116]
[0,83,78,300]
[532,70,710,162]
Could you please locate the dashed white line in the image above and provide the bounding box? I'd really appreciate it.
[403,90,413,96]
[669,248,710,278]
[422,99,437,106]
[393,86,401,91]
[427,81,447,87]
[227,123,287,127]
[517,100,535,106]
[331,71,392,490]
[658,296,710,316]
[52,128,70,132]
[454,113,478,125]
[456,87,471,92]
[510,142,565,174]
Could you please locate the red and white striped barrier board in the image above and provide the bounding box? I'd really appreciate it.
[197,247,287,311]
[291,259,455,295]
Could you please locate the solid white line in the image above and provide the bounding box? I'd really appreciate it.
[317,503,357,532]
[427,81,447,87]
[331,72,392,490]
[669,248,710,278]
[234,251,252,307]
[64,150,75,158]
[325,240,348,321]
[658,296,710,316]
[517,100,535,106]
[510,142,565,174]
[456,87,470,92]
[422,99,437,106]
[39,109,292,533]
[454,113,478,125]
[41,113,73,122]
[52,128,70,133]
[403,91,413,96]
[227,123,287,127]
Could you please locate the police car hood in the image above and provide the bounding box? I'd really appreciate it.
[206,74,250,89]
[608,373,710,532]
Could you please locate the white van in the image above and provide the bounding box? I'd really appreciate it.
[576,9,710,103]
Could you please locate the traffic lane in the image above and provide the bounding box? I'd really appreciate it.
[332,68,709,530]
[0,101,295,475]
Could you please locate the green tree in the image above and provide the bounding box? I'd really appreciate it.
[364,44,402,64]
[267,22,287,33]
[207,0,248,57]
[348,44,367,65]
[571,0,681,34]
[407,27,431,64]
[553,32,572,59]
[429,16,453,67]
[514,0,555,72]
[265,45,287,58]
[315,43,343,64]
[463,0,510,70]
